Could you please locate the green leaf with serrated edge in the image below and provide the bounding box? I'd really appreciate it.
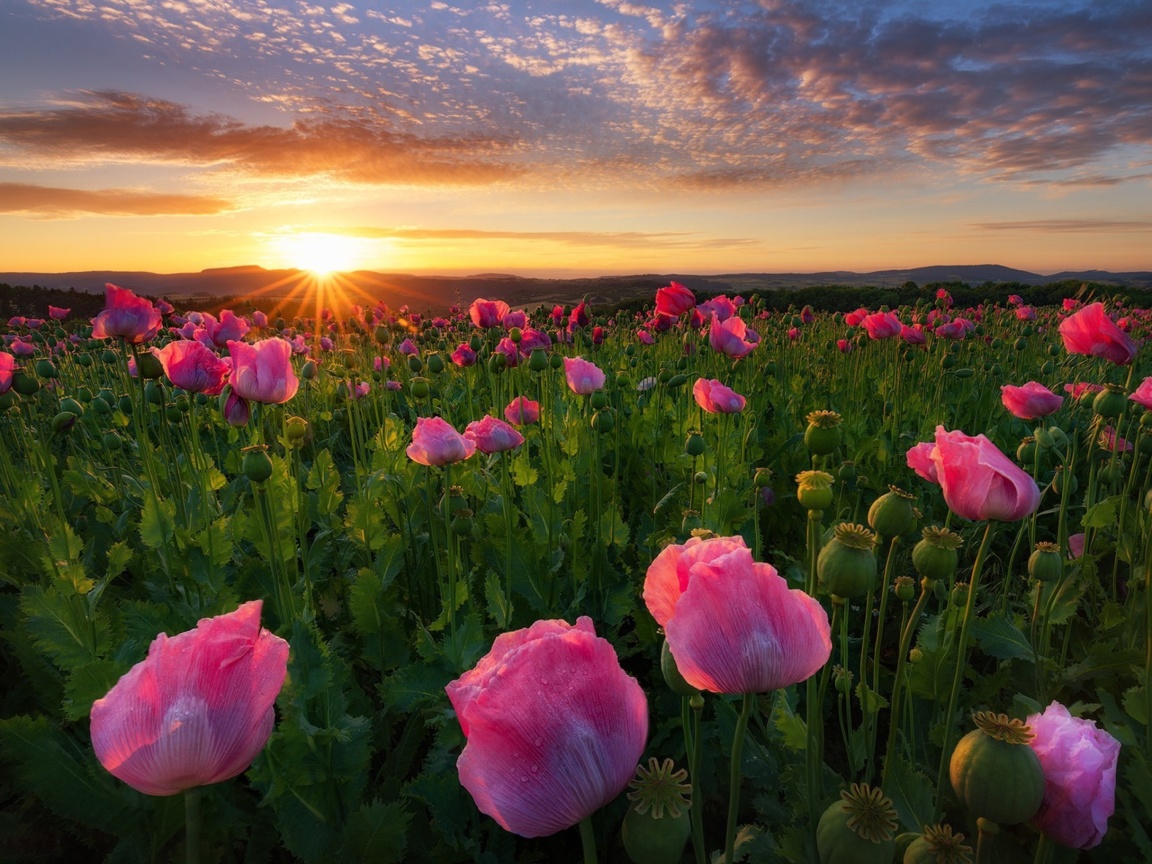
[0,715,131,834]
[883,753,934,831]
[349,567,384,636]
[20,584,109,668]
[139,495,175,550]
[856,681,889,714]
[1123,685,1148,725]
[62,659,125,721]
[511,450,538,487]
[484,571,512,628]
[772,695,808,751]
[970,614,1035,662]
[340,800,411,863]
[306,447,344,518]
[379,663,453,713]
[1082,495,1122,529]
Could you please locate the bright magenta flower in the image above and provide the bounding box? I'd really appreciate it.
[707,312,757,358]
[1026,702,1120,849]
[90,600,288,796]
[900,324,927,345]
[643,536,831,694]
[446,617,648,838]
[204,309,250,348]
[465,415,525,454]
[0,352,15,395]
[227,338,299,405]
[451,343,478,367]
[155,340,230,396]
[861,311,901,340]
[504,396,540,426]
[655,281,696,317]
[48,305,70,320]
[91,284,163,344]
[1000,381,1063,420]
[469,298,511,328]
[1058,302,1138,365]
[502,309,527,330]
[928,426,1040,521]
[563,356,605,394]
[692,378,746,414]
[406,416,477,466]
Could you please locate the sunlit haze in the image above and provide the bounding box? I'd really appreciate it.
[0,0,1149,277]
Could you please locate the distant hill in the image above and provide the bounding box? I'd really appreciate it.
[2,264,1149,317]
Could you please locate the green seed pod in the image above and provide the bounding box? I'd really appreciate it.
[894,576,916,602]
[680,509,702,534]
[302,359,318,380]
[804,410,843,456]
[868,485,916,538]
[136,351,164,380]
[528,348,548,372]
[753,466,772,488]
[102,349,119,365]
[427,353,445,375]
[286,416,309,441]
[912,526,962,581]
[77,353,93,368]
[694,470,708,485]
[102,431,123,451]
[591,390,609,410]
[58,397,84,416]
[451,508,474,535]
[34,359,58,379]
[816,783,898,864]
[941,354,957,370]
[796,470,835,511]
[374,325,390,346]
[410,377,430,399]
[1051,466,1077,496]
[902,824,973,864]
[817,523,878,599]
[666,373,688,388]
[12,370,39,396]
[242,447,274,483]
[1027,542,1063,583]
[1016,437,1037,464]
[950,582,970,607]
[549,353,563,370]
[591,408,614,434]
[407,354,424,373]
[165,404,183,423]
[143,381,162,405]
[487,353,505,373]
[51,411,78,434]
[684,432,706,457]
[1093,385,1127,419]
[621,758,693,864]
[948,712,1045,826]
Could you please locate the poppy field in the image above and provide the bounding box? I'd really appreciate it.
[0,282,1150,863]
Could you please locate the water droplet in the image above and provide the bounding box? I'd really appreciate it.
[520,775,529,783]
[530,765,539,774]
[533,737,543,747]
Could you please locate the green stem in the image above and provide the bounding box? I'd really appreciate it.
[724,693,755,864]
[579,815,598,864]
[881,581,931,791]
[689,696,706,864]
[934,520,996,819]
[185,788,201,864]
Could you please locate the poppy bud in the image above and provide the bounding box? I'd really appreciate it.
[35,359,58,379]
[591,408,614,434]
[427,353,445,375]
[302,360,318,380]
[12,370,39,396]
[51,411,78,434]
[529,348,548,372]
[136,351,164,380]
[684,432,706,457]
[660,640,698,697]
[591,390,609,410]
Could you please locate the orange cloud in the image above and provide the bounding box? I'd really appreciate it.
[0,182,233,217]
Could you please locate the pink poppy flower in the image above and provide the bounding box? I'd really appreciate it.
[636,329,655,345]
[502,310,528,330]
[928,426,1041,521]
[385,380,402,391]
[91,284,163,344]
[451,343,478,367]
[836,339,853,353]
[504,396,540,426]
[861,311,901,340]
[934,320,968,340]
[252,310,267,328]
[465,415,525,453]
[655,282,696,317]
[1008,294,1023,306]
[470,301,511,334]
[1066,533,1085,559]
[1129,377,1152,409]
[900,324,927,345]
[1064,382,1104,400]
[563,357,605,395]
[446,617,647,838]
[1000,381,1063,420]
[1063,298,1080,311]
[222,391,250,426]
[205,309,250,348]
[155,340,230,395]
[406,416,477,466]
[906,441,939,484]
[643,536,831,694]
[494,337,520,367]
[345,380,370,400]
[48,305,70,320]
[1099,426,1132,453]
[90,600,288,796]
[398,338,418,356]
[568,301,590,329]
[0,352,15,395]
[698,295,737,322]
[708,312,757,358]
[1058,302,1137,365]
[1016,306,1037,322]
[226,338,299,405]
[692,378,746,414]
[9,339,35,356]
[845,307,869,327]
[1026,702,1120,849]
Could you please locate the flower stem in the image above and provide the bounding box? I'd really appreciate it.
[724,693,755,864]
[185,787,201,864]
[689,695,706,864]
[934,520,996,819]
[579,816,598,864]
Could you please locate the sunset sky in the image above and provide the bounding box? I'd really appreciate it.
[1,0,1150,277]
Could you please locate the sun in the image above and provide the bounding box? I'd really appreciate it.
[276,232,367,276]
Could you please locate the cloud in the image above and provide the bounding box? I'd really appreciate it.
[973,218,1152,233]
[7,1,1152,189]
[296,225,758,251]
[0,90,522,185]
[0,182,233,217]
